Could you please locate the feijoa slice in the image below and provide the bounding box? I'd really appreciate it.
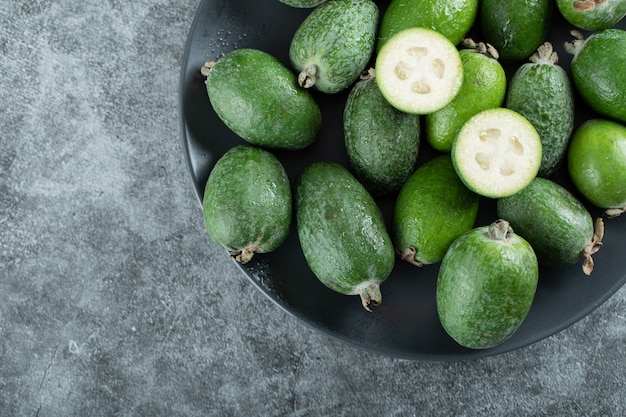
[375,27,464,115]
[451,108,542,198]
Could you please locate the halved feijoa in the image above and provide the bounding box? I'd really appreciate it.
[451,108,542,198]
[375,27,463,114]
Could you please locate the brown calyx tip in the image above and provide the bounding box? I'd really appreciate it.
[230,240,263,264]
[530,42,558,65]
[462,38,499,60]
[581,218,604,275]
[298,64,318,89]
[200,60,217,77]
[359,282,382,312]
[397,246,423,267]
[605,205,625,218]
[564,30,586,56]
[574,0,606,13]
[488,219,513,241]
[360,67,375,81]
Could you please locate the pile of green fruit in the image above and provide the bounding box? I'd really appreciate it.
[199,0,626,350]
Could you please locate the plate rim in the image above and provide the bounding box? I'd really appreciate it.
[177,0,626,361]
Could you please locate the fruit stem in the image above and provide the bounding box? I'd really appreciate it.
[356,281,382,312]
[230,242,262,264]
[582,218,604,275]
[488,219,512,241]
[298,64,318,89]
[397,246,423,267]
[200,60,216,77]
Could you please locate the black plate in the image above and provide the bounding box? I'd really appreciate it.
[179,0,626,360]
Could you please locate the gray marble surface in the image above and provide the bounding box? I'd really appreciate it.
[1,0,625,416]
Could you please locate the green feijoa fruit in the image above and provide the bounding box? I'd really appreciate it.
[277,0,327,7]
[343,69,421,196]
[568,119,626,217]
[202,145,292,264]
[497,177,604,275]
[436,219,539,350]
[505,43,575,178]
[426,40,506,152]
[289,0,378,94]
[375,27,464,115]
[480,0,553,62]
[295,161,395,311]
[451,108,542,198]
[556,0,626,31]
[202,49,321,150]
[393,155,479,266]
[565,29,626,124]
[377,0,479,51]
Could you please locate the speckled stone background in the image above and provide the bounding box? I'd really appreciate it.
[1,0,625,416]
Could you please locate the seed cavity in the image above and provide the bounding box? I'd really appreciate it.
[475,152,491,170]
[509,136,524,155]
[431,58,445,79]
[475,129,526,177]
[411,79,431,94]
[392,47,448,95]
[407,47,428,58]
[394,62,411,80]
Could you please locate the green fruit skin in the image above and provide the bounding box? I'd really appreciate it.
[205,49,321,150]
[556,0,626,31]
[497,177,594,266]
[289,0,378,94]
[426,48,507,152]
[480,0,553,62]
[437,221,538,349]
[393,155,479,265]
[570,29,626,124]
[377,0,479,51]
[203,146,292,259]
[344,73,421,195]
[295,162,395,295]
[568,119,626,209]
[278,0,327,7]
[505,56,575,178]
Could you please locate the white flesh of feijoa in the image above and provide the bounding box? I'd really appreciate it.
[375,27,463,114]
[452,108,542,198]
